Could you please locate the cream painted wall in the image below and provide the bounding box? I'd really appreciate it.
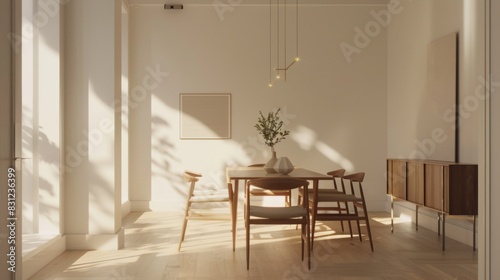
[129,3,388,212]
[388,0,481,163]
[387,0,485,247]
[0,1,14,278]
[33,0,63,235]
[64,0,124,250]
[489,0,500,277]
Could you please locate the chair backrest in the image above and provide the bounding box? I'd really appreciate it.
[247,177,309,192]
[327,169,345,177]
[344,172,364,183]
[184,170,202,180]
[183,171,201,199]
[183,172,199,182]
[247,177,308,205]
[327,169,346,192]
[246,177,309,210]
[343,172,365,198]
[183,171,233,201]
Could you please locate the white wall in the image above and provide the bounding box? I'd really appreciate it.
[19,1,66,278]
[388,0,481,163]
[387,0,485,247]
[64,0,124,250]
[32,0,63,235]
[0,1,15,279]
[129,3,388,213]
[121,4,131,216]
[489,0,500,277]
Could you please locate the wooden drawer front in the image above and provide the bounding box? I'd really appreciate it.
[425,164,444,211]
[407,161,424,204]
[388,159,406,199]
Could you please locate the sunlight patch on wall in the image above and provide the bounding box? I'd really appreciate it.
[291,126,316,150]
[315,142,355,172]
[291,125,354,172]
[150,94,248,205]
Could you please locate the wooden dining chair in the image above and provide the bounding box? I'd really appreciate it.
[308,172,374,252]
[298,169,347,211]
[297,169,351,236]
[178,171,234,251]
[245,177,310,270]
[247,163,292,206]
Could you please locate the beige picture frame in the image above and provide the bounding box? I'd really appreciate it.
[179,93,232,139]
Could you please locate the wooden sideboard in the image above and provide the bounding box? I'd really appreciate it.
[386,158,478,250]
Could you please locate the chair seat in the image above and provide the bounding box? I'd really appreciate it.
[250,189,290,196]
[310,193,361,203]
[301,188,343,195]
[193,189,227,195]
[250,205,307,219]
[190,193,229,203]
[314,189,342,194]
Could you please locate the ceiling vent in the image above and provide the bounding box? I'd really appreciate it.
[164,4,183,10]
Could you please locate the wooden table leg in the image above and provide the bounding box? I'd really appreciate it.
[310,179,319,250]
[232,179,239,251]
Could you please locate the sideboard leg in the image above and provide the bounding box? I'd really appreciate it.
[437,213,441,236]
[442,213,446,251]
[391,196,394,233]
[415,205,419,231]
[473,215,476,251]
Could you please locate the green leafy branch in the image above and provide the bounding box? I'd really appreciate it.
[254,108,290,148]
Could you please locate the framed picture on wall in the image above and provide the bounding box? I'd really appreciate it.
[179,93,232,139]
[420,32,458,161]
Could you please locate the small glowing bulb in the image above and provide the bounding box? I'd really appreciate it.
[268,83,273,87]
[295,57,301,62]
[276,75,281,79]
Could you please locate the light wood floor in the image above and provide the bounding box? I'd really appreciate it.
[29,211,477,280]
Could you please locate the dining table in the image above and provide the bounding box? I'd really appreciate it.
[225,166,332,251]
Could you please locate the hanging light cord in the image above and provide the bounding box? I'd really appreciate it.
[268,0,299,87]
[276,0,280,76]
[284,0,287,80]
[269,0,272,86]
[296,0,299,59]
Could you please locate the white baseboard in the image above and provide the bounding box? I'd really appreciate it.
[130,200,182,212]
[130,200,152,211]
[66,228,125,250]
[122,201,132,218]
[22,235,66,280]
[390,200,476,247]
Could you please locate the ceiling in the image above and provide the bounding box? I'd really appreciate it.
[128,0,389,6]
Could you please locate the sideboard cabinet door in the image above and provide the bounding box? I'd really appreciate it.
[407,161,424,205]
[424,163,445,211]
[387,159,406,199]
[447,164,478,215]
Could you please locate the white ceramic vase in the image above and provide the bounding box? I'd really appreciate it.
[274,156,294,175]
[264,149,278,173]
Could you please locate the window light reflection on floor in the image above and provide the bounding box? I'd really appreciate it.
[372,213,412,225]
